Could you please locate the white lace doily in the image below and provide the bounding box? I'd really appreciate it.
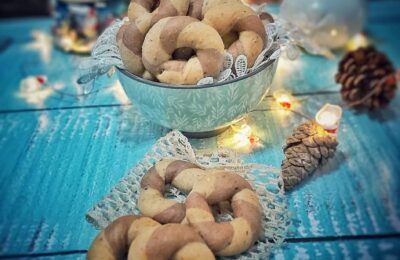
[77,19,126,86]
[86,130,289,259]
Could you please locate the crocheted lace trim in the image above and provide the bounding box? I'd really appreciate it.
[86,130,289,259]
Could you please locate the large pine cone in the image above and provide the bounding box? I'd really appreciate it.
[281,122,338,190]
[335,47,397,109]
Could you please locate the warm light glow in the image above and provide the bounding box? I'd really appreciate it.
[273,90,293,110]
[241,124,251,133]
[277,95,292,109]
[60,36,73,51]
[218,122,262,153]
[330,29,338,37]
[346,33,369,51]
[18,76,57,108]
[316,104,343,135]
[232,124,261,148]
[233,133,251,147]
[26,31,53,63]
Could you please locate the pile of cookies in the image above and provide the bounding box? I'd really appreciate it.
[117,0,272,85]
[88,159,264,259]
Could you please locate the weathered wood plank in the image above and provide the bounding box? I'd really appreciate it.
[0,92,399,255]
[0,44,123,112]
[0,19,51,42]
[2,238,399,259]
[0,251,86,259]
[272,237,400,259]
[247,93,400,238]
[1,3,400,111]
[0,107,165,255]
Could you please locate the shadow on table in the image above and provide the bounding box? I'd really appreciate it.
[367,107,398,123]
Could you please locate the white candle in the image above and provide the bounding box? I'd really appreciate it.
[316,104,343,135]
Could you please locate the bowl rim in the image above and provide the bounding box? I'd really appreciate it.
[117,47,279,90]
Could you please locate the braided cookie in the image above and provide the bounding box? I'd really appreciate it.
[88,215,215,260]
[203,3,267,67]
[118,0,189,77]
[128,0,189,30]
[187,0,241,20]
[117,22,149,78]
[138,159,208,224]
[142,16,224,85]
[186,171,263,256]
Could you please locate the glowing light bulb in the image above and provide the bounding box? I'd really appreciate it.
[273,90,293,110]
[233,133,251,147]
[223,123,261,153]
[36,76,47,85]
[346,33,369,51]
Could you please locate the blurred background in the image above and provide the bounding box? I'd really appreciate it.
[0,0,51,18]
[0,0,129,18]
[0,0,283,18]
[0,0,398,110]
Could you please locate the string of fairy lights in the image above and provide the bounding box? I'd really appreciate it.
[221,90,343,153]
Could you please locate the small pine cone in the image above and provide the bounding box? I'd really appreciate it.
[282,122,338,190]
[335,46,397,109]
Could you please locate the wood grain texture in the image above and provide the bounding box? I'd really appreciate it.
[0,107,165,255]
[247,93,400,238]
[0,93,399,255]
[2,238,399,259]
[0,44,122,112]
[0,0,399,111]
[0,1,399,258]
[271,238,400,259]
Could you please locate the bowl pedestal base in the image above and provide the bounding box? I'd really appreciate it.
[181,125,230,139]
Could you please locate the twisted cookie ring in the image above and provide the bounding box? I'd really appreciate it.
[88,215,215,260]
[187,0,241,20]
[118,0,189,77]
[138,159,207,224]
[142,16,224,84]
[128,0,189,29]
[117,22,150,78]
[186,171,263,256]
[203,3,267,67]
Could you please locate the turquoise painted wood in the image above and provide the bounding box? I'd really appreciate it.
[272,238,400,259]
[0,1,400,259]
[0,44,123,112]
[0,107,164,255]
[0,93,399,256]
[5,238,399,259]
[0,18,52,42]
[0,1,399,111]
[250,94,400,239]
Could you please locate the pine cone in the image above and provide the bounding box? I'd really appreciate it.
[335,46,397,109]
[281,122,338,190]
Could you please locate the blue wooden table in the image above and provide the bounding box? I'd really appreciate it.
[1,1,400,259]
